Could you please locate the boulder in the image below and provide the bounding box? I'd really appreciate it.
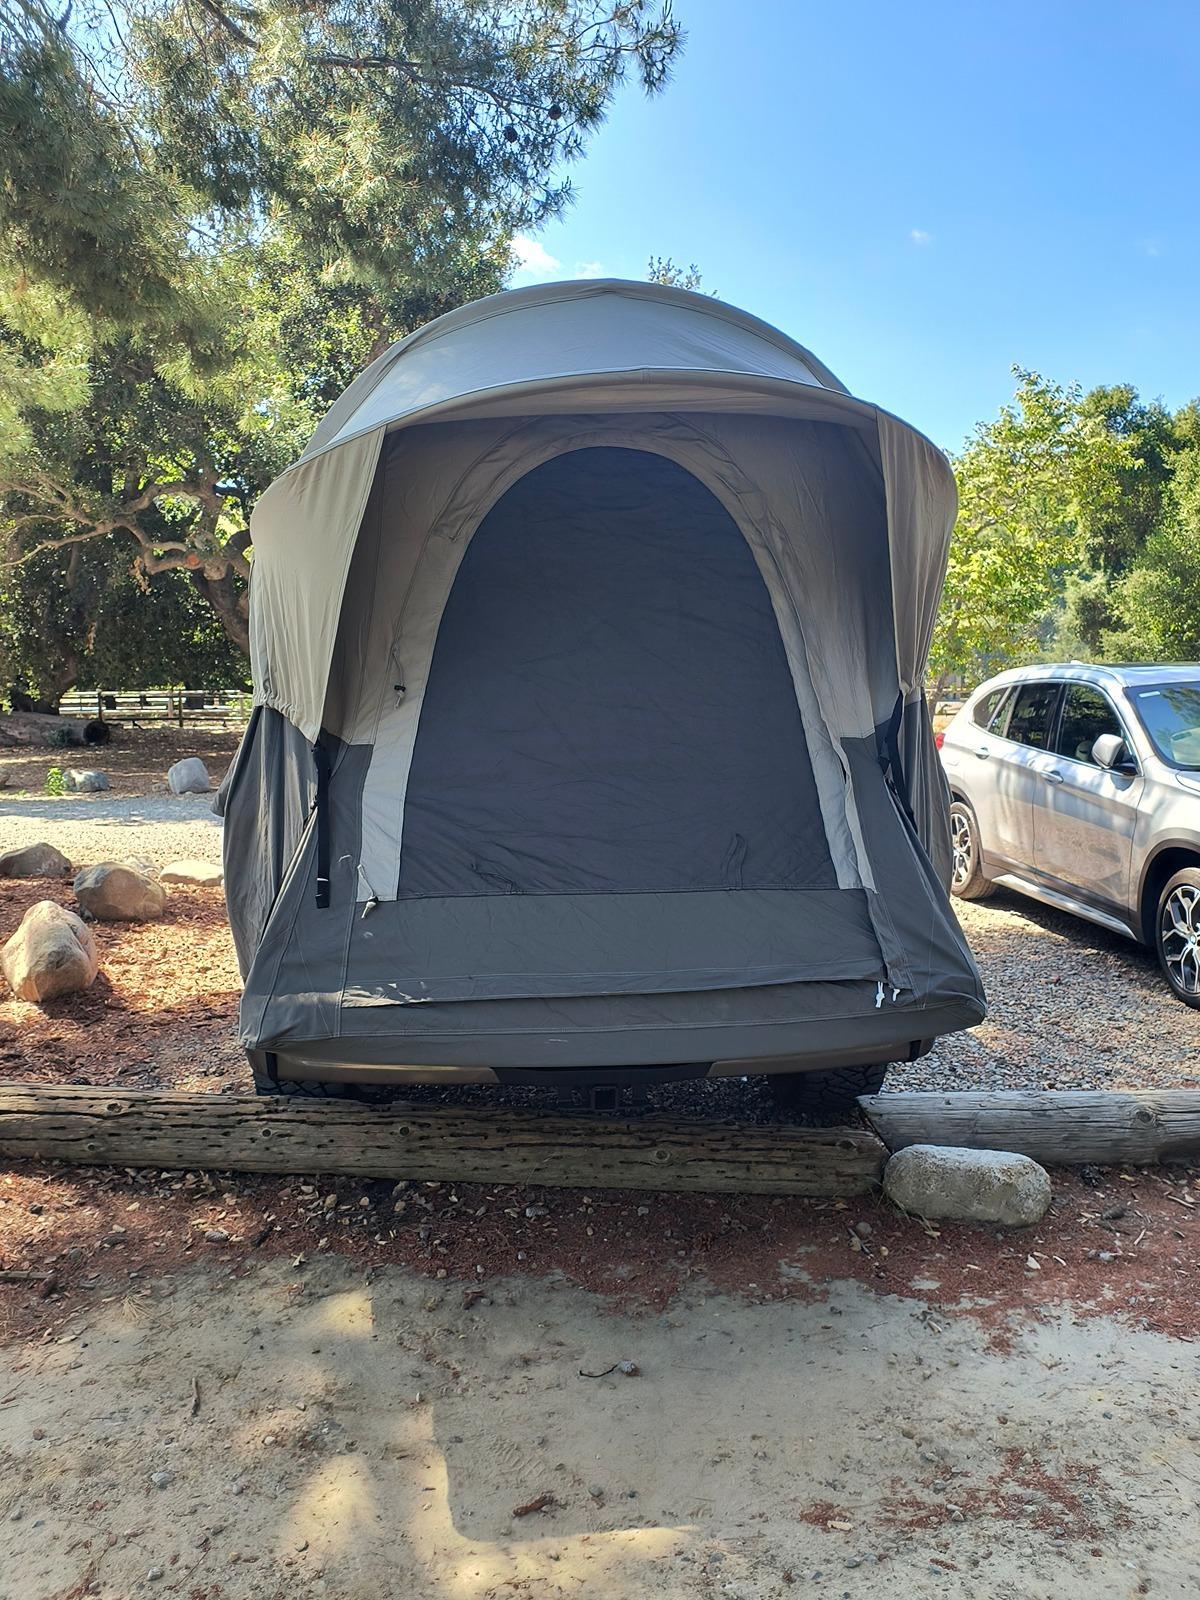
[74,862,168,922]
[160,859,224,887]
[63,769,109,793]
[2,901,99,1002]
[0,842,71,879]
[883,1144,1051,1227]
[167,757,212,795]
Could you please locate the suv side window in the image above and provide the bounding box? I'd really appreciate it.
[1005,683,1060,750]
[972,686,1012,732]
[1056,684,1123,767]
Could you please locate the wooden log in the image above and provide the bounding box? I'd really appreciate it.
[0,711,89,748]
[0,1083,886,1196]
[859,1089,1200,1167]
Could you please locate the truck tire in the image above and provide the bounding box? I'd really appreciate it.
[768,1062,888,1117]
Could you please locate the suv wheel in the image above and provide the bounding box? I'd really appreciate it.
[1157,868,1200,1008]
[949,800,994,901]
[768,1062,888,1118]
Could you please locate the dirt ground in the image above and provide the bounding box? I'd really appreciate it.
[1,1160,1200,1600]
[0,726,241,800]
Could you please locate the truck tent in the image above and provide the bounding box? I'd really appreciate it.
[220,279,985,1089]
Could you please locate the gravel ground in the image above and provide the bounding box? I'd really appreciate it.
[902,888,1200,1094]
[3,800,1199,1100]
[0,792,223,868]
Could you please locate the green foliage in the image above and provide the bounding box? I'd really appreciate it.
[0,541,248,708]
[1104,451,1200,661]
[936,374,1200,692]
[930,370,1134,695]
[0,543,111,709]
[0,0,684,672]
[81,568,251,690]
[647,255,706,292]
[44,765,65,794]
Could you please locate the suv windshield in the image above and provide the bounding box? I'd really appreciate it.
[1128,682,1200,768]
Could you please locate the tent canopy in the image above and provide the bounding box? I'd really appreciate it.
[225,280,983,1077]
[248,280,956,747]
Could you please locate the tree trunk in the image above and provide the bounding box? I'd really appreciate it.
[29,646,81,714]
[189,567,250,656]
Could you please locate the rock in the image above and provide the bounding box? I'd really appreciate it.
[149,1471,173,1490]
[74,862,168,922]
[2,902,99,1002]
[883,1145,1051,1226]
[63,769,109,793]
[160,859,223,887]
[167,757,212,795]
[0,842,71,879]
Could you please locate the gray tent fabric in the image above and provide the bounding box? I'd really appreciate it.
[398,447,835,899]
[224,280,985,1080]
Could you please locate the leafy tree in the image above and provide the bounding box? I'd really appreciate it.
[0,543,111,710]
[647,255,706,291]
[1103,447,1200,661]
[80,568,251,690]
[930,370,1133,699]
[0,0,683,665]
[0,541,248,708]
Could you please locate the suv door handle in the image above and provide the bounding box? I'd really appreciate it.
[975,745,990,759]
[1045,768,1064,783]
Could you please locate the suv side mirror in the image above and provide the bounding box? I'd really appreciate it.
[1093,732,1136,773]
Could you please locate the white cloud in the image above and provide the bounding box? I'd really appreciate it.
[908,228,932,246]
[574,260,606,279]
[511,233,562,278]
[1141,237,1164,258]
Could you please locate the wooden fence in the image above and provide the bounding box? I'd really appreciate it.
[58,688,250,730]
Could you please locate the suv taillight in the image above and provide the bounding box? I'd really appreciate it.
[934,730,945,750]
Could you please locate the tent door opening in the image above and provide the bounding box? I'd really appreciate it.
[396,445,837,900]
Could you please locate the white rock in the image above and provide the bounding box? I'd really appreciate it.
[883,1144,1051,1226]
[74,862,168,922]
[167,758,212,795]
[2,902,99,1002]
[160,859,223,887]
[0,842,71,879]
[63,769,109,792]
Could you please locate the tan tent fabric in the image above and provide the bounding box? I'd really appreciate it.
[249,425,385,742]
[877,412,958,698]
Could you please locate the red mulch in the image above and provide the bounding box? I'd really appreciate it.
[0,1155,1196,1350]
[0,880,246,1092]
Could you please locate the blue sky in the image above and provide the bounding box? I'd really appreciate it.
[512,0,1200,452]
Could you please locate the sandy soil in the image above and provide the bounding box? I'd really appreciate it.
[1,1242,1197,1600]
[1,1158,1198,1598]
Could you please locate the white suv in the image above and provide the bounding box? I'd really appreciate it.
[939,663,1200,1005]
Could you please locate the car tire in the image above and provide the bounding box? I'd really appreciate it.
[1156,868,1200,1008]
[768,1062,888,1118]
[948,800,994,901]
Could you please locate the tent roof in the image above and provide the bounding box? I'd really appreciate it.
[297,278,941,468]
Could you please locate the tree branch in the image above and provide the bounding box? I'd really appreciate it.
[193,0,257,47]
